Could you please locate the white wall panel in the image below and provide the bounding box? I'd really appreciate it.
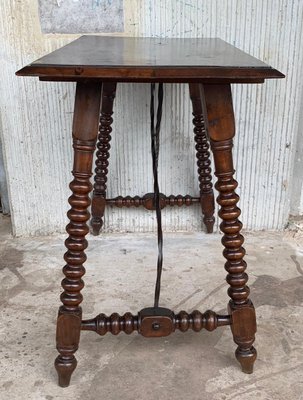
[1,0,302,236]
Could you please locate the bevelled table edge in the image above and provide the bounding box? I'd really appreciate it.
[15,65,285,83]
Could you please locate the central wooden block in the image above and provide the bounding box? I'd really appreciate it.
[138,307,175,337]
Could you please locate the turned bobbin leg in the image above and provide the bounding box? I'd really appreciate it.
[91,82,117,235]
[202,84,257,373]
[189,83,215,233]
[55,82,102,387]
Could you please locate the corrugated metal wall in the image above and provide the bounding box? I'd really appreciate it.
[1,0,303,236]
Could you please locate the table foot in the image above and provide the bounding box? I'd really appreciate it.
[90,214,103,236]
[229,300,257,374]
[205,219,215,233]
[201,192,215,233]
[236,346,257,374]
[55,309,82,387]
[55,355,77,387]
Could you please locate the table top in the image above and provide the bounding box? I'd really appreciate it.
[16,36,284,83]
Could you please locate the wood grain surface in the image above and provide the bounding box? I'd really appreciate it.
[16,36,284,82]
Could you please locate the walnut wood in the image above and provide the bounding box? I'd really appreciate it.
[91,82,117,235]
[229,300,257,373]
[55,82,102,387]
[202,83,257,374]
[16,36,284,83]
[189,83,215,233]
[106,193,200,210]
[81,308,230,337]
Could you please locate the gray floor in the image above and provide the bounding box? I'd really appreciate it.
[0,214,303,400]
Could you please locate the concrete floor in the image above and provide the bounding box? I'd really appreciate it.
[0,215,303,400]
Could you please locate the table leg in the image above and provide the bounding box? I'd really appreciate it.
[189,83,215,233]
[202,84,257,373]
[55,82,102,387]
[91,82,117,235]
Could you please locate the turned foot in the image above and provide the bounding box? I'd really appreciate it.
[201,191,215,233]
[91,192,106,235]
[203,209,215,233]
[236,346,257,374]
[90,212,103,236]
[55,355,77,387]
[55,356,77,387]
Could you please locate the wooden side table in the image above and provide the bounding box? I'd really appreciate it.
[16,36,284,387]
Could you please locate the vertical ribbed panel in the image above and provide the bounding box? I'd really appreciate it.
[1,0,302,235]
